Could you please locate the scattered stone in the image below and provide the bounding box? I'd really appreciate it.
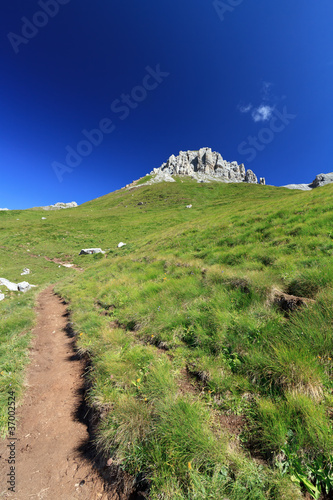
[186,205,192,208]
[21,268,31,276]
[41,217,47,220]
[79,248,105,255]
[117,242,126,248]
[0,293,5,301]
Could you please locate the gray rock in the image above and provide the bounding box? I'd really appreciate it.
[310,173,333,188]
[0,278,35,293]
[18,281,31,293]
[79,248,105,255]
[148,148,263,185]
[42,201,78,211]
[283,172,333,191]
[117,242,126,248]
[0,278,18,291]
[283,183,312,191]
[21,268,31,275]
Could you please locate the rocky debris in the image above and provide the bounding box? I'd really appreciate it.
[21,268,31,275]
[283,172,333,191]
[79,248,105,255]
[149,148,265,185]
[0,208,9,211]
[0,277,36,293]
[186,205,192,209]
[41,202,78,211]
[143,171,176,186]
[117,242,126,248]
[269,287,315,313]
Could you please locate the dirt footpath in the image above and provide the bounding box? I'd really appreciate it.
[0,287,109,499]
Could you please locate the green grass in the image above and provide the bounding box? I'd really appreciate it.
[2,177,333,497]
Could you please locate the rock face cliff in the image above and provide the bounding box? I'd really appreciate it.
[150,148,265,185]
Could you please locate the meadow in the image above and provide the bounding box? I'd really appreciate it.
[1,177,333,499]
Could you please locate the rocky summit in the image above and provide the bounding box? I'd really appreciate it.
[149,147,265,185]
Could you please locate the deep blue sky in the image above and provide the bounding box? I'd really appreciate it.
[1,1,333,208]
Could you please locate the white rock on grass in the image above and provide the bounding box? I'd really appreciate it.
[186,205,192,208]
[0,278,35,293]
[117,242,126,248]
[21,268,30,275]
[18,282,31,293]
[79,248,105,255]
[0,278,18,292]
[41,217,47,220]
[0,293,5,301]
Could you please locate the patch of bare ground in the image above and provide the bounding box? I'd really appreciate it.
[0,287,146,499]
[268,287,315,313]
[30,253,84,271]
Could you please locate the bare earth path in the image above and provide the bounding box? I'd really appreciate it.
[0,287,110,499]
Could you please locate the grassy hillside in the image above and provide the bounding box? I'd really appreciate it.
[2,177,333,498]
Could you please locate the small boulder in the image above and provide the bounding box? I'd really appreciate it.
[0,293,5,301]
[79,248,105,255]
[117,242,126,248]
[21,268,30,276]
[186,205,192,209]
[41,217,47,220]
[18,282,31,293]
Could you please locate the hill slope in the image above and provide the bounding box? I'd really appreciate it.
[2,178,333,499]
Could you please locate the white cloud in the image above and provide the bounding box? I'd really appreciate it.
[261,81,272,101]
[251,104,274,122]
[238,103,252,113]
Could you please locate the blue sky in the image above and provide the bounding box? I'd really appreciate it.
[1,0,333,208]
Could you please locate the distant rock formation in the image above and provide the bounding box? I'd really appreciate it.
[41,202,78,211]
[283,173,333,191]
[150,148,265,185]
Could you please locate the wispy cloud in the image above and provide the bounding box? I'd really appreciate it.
[238,103,253,114]
[251,104,274,122]
[238,81,275,123]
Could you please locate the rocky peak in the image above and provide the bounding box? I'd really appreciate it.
[150,147,265,185]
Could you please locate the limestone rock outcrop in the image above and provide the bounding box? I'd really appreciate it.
[283,172,333,191]
[41,202,78,211]
[150,148,265,185]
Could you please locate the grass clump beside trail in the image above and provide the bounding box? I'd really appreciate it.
[3,177,333,497]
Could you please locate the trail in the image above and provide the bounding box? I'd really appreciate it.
[0,287,110,499]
